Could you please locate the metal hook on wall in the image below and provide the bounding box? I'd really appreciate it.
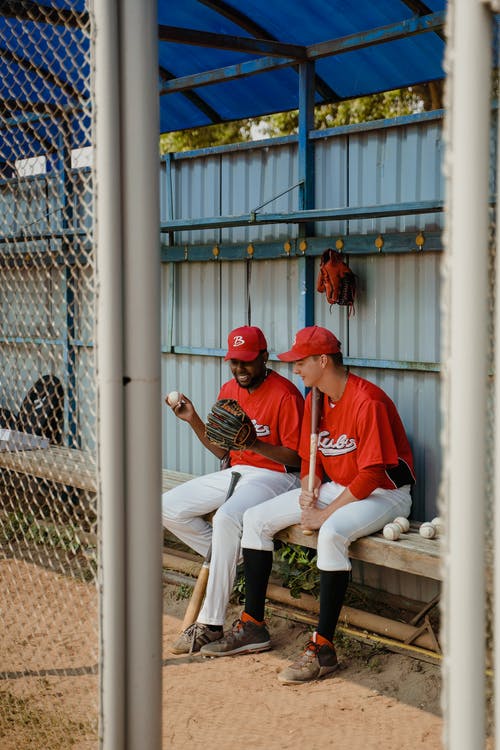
[416,232,425,251]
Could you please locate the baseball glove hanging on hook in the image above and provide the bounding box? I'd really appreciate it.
[205,399,257,451]
[317,248,356,316]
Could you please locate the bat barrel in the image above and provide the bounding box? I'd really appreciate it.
[179,469,242,632]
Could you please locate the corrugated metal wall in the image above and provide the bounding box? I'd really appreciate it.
[161,114,444,576]
[0,171,94,450]
[164,114,444,244]
[0,114,444,598]
[161,257,301,476]
[161,252,441,521]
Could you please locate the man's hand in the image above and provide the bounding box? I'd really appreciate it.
[167,393,195,424]
[298,487,316,510]
[300,485,360,531]
[301,505,328,530]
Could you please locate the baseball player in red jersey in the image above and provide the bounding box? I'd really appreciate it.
[162,326,304,654]
[201,325,415,685]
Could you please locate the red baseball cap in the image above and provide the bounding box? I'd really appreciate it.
[278,326,341,362]
[225,326,268,362]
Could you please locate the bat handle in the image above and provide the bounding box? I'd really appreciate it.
[303,432,318,536]
[227,470,242,499]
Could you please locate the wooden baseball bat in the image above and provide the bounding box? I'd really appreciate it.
[181,469,242,630]
[303,386,322,536]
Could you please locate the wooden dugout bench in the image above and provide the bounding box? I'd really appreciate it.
[160,468,442,654]
[0,449,441,650]
[0,449,441,585]
[0,446,193,497]
[160,466,442,584]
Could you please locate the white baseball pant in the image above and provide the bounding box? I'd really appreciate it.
[162,465,300,625]
[241,480,412,571]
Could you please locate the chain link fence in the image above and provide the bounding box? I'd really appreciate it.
[0,4,98,748]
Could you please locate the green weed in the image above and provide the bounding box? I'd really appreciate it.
[274,542,320,599]
[175,583,193,601]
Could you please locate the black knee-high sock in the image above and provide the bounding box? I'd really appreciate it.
[317,570,350,642]
[243,548,273,622]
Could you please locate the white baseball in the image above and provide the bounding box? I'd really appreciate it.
[393,516,410,533]
[419,522,436,539]
[383,523,401,541]
[431,516,444,535]
[167,390,181,407]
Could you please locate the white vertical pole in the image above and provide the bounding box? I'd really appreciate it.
[94,0,162,748]
[93,1,126,748]
[444,1,491,748]
[120,1,162,748]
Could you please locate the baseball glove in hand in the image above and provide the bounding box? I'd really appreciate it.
[205,399,257,450]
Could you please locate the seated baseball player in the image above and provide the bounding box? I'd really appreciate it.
[162,325,304,654]
[200,325,415,685]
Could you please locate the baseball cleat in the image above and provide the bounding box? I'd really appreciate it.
[200,617,271,657]
[278,633,339,685]
[170,622,223,655]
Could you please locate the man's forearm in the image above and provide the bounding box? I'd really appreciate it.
[189,412,226,460]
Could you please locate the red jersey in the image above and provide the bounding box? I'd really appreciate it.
[299,373,415,498]
[219,369,304,473]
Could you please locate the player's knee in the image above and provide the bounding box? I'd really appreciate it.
[161,493,191,524]
[212,503,242,535]
[317,525,348,560]
[318,523,339,545]
[161,507,180,528]
[242,504,262,535]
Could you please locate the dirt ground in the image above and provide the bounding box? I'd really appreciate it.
[163,580,444,750]
[0,557,446,749]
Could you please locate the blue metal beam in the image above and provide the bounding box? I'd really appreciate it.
[298,60,315,239]
[158,25,307,59]
[160,11,445,94]
[160,109,444,159]
[0,228,88,243]
[159,55,297,95]
[160,231,444,263]
[307,11,445,60]
[159,64,222,123]
[197,0,338,102]
[57,130,79,449]
[161,344,440,372]
[160,199,444,232]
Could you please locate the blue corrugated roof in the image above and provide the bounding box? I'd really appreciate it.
[158,0,446,133]
[0,1,447,165]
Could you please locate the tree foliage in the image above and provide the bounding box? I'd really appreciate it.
[160,82,443,154]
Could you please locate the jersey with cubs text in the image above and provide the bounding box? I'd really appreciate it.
[299,373,415,498]
[219,369,304,472]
